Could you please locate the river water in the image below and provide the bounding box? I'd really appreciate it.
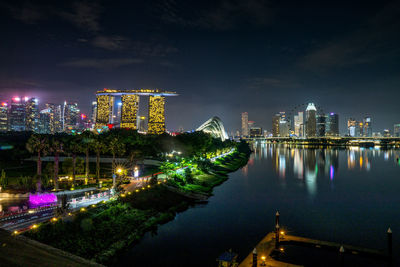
[118,144,400,266]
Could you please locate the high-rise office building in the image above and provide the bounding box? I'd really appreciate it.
[326,113,339,136]
[0,102,8,132]
[54,104,62,132]
[272,113,280,137]
[241,112,249,137]
[25,97,39,132]
[305,103,317,137]
[38,108,52,134]
[250,127,262,137]
[363,117,372,137]
[91,101,97,124]
[9,97,26,131]
[316,114,326,137]
[44,103,62,133]
[347,118,356,137]
[394,124,400,137]
[248,121,255,129]
[294,112,304,137]
[356,121,363,137]
[279,120,289,137]
[383,129,391,137]
[64,102,79,130]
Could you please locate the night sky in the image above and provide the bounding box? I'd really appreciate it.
[1,0,399,133]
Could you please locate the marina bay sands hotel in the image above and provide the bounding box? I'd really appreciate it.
[95,89,177,134]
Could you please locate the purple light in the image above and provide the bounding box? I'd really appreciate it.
[29,193,57,205]
[330,165,334,180]
[330,112,334,115]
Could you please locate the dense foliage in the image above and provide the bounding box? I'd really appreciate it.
[25,186,192,264]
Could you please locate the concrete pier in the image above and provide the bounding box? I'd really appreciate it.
[239,232,388,267]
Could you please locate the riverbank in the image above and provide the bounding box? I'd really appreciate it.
[23,144,251,265]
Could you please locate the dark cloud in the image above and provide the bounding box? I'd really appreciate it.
[59,1,102,32]
[248,77,301,90]
[60,58,143,69]
[91,35,130,50]
[1,1,45,24]
[299,1,400,71]
[160,0,274,30]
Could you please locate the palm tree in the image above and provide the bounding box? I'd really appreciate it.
[80,131,95,183]
[90,136,106,184]
[109,137,126,173]
[65,136,80,186]
[50,137,64,190]
[26,134,48,192]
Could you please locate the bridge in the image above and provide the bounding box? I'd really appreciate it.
[245,136,400,146]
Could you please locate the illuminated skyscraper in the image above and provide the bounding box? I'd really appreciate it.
[272,114,280,137]
[121,95,139,129]
[45,103,62,133]
[38,108,51,134]
[326,113,339,136]
[363,117,372,137]
[64,102,80,130]
[91,101,97,124]
[347,118,357,137]
[356,121,363,137]
[316,114,326,137]
[394,124,400,137]
[95,95,113,128]
[279,120,289,137]
[294,112,304,137]
[241,112,249,137]
[54,104,62,132]
[0,102,8,132]
[9,97,26,131]
[148,95,165,134]
[250,127,262,137]
[95,89,177,132]
[25,97,39,132]
[305,103,317,137]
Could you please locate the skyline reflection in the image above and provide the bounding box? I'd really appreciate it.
[248,143,400,196]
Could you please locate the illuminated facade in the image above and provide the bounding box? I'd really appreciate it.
[241,112,249,137]
[363,117,372,137]
[25,98,39,132]
[196,116,229,141]
[0,102,8,132]
[9,97,26,131]
[148,96,165,134]
[95,89,177,133]
[96,95,113,127]
[305,103,317,137]
[121,94,139,129]
[272,114,280,137]
[394,124,400,137]
[91,101,97,124]
[326,113,339,136]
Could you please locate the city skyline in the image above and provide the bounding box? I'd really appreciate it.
[1,92,400,135]
[0,0,399,132]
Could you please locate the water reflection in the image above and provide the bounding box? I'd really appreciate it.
[251,144,400,197]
